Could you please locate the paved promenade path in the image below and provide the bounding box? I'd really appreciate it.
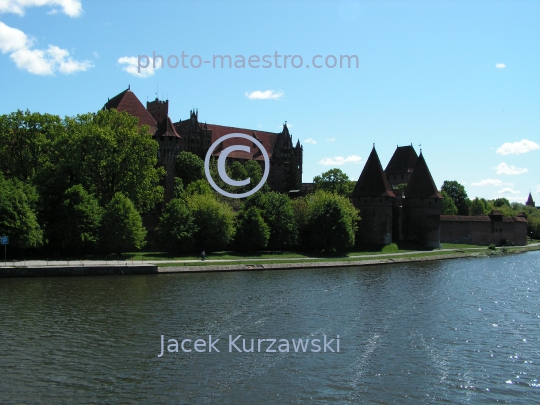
[3,244,538,268]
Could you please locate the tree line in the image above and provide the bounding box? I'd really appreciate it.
[0,109,360,255]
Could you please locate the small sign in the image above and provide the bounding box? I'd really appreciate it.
[1,236,8,245]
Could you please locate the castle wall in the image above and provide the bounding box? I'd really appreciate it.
[440,216,527,246]
[404,198,441,248]
[354,197,393,245]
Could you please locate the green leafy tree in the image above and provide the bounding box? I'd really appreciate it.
[244,192,297,250]
[313,168,353,196]
[0,173,43,249]
[186,193,235,251]
[185,179,214,196]
[53,109,164,212]
[493,198,511,208]
[100,193,147,253]
[56,185,102,251]
[440,190,458,215]
[441,180,470,215]
[0,110,62,182]
[301,191,360,251]
[234,207,270,251]
[175,151,205,186]
[245,160,263,188]
[470,197,487,216]
[155,198,198,253]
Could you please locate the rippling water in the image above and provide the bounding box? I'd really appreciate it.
[1,251,539,404]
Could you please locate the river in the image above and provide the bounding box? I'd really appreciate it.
[1,251,539,404]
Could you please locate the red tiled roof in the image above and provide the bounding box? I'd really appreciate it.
[385,145,418,175]
[352,147,395,198]
[174,120,282,161]
[206,124,279,160]
[156,116,181,138]
[103,89,157,134]
[405,153,442,199]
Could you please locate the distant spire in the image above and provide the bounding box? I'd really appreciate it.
[128,84,130,90]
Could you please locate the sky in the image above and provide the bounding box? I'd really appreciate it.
[0,0,538,203]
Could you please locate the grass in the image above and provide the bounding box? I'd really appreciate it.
[154,250,488,268]
[11,240,539,265]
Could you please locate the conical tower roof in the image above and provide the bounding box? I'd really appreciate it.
[103,88,157,134]
[352,147,395,198]
[404,152,442,199]
[526,192,535,207]
[385,145,418,175]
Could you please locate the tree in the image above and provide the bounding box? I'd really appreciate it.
[301,191,360,251]
[440,190,458,215]
[56,185,102,251]
[185,179,214,196]
[245,160,263,190]
[493,198,510,208]
[175,151,205,186]
[441,180,470,215]
[470,197,486,216]
[244,192,298,250]
[313,168,353,196]
[0,110,62,182]
[100,193,147,253]
[155,198,198,253]
[186,193,235,251]
[234,207,270,251]
[53,109,164,212]
[0,173,43,249]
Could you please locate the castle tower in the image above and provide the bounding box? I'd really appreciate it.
[526,192,535,207]
[384,145,418,188]
[352,147,395,245]
[147,98,169,124]
[403,152,442,248]
[147,98,181,205]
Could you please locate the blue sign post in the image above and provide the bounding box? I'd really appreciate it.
[1,236,8,266]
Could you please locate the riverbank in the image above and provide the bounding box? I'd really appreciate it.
[1,245,538,278]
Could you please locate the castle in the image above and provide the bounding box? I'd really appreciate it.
[351,145,443,248]
[351,144,527,247]
[103,87,303,203]
[102,87,527,247]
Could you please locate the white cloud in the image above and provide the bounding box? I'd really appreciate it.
[0,1,90,76]
[496,139,540,155]
[118,56,161,78]
[494,162,528,175]
[304,138,317,145]
[318,155,362,166]
[0,0,82,17]
[471,179,503,187]
[326,137,336,142]
[0,21,27,53]
[245,90,284,100]
[495,63,506,69]
[496,187,520,195]
[0,21,92,75]
[537,184,540,193]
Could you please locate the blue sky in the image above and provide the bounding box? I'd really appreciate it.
[0,0,538,203]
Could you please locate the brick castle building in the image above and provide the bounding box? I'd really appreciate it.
[103,87,303,203]
[352,145,443,248]
[351,144,527,247]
